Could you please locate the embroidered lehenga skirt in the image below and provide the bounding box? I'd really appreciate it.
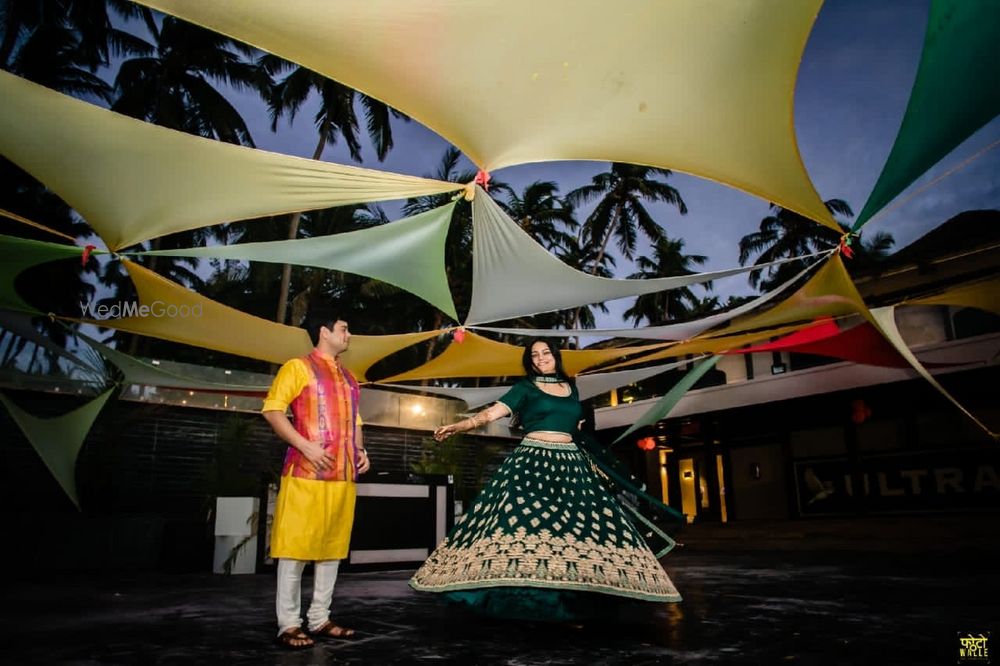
[409,438,681,620]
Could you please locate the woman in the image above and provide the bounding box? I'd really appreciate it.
[409,339,681,621]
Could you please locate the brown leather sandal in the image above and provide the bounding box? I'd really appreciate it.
[310,620,356,639]
[276,627,315,650]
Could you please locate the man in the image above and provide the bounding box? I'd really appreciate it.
[262,314,370,649]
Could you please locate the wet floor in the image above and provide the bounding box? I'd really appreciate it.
[2,544,996,665]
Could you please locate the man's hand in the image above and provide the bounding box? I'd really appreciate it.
[302,441,335,471]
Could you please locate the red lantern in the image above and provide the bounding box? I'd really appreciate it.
[636,437,656,451]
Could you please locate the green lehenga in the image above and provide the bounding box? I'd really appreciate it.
[409,437,681,619]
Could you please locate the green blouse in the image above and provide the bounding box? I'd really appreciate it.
[497,378,583,435]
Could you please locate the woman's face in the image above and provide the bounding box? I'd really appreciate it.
[530,341,556,375]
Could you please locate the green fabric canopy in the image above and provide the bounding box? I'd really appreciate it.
[855,0,1000,229]
[0,388,115,509]
[0,234,84,313]
[613,355,722,443]
[138,202,459,320]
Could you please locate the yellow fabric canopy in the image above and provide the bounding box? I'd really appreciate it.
[710,254,869,335]
[379,331,670,382]
[0,71,463,250]
[908,275,1000,316]
[72,260,441,378]
[341,329,445,382]
[135,0,838,230]
[596,322,811,372]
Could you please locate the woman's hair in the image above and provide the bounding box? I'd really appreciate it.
[521,337,569,379]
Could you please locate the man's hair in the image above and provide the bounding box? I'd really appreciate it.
[521,337,569,379]
[303,311,345,346]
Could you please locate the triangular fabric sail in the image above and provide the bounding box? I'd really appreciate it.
[596,322,812,372]
[138,202,459,320]
[710,253,868,334]
[75,331,271,393]
[0,311,97,375]
[378,357,702,408]
[869,306,997,440]
[613,356,722,443]
[576,357,709,401]
[468,250,834,340]
[72,260,443,378]
[908,275,1000,316]
[379,331,670,382]
[0,388,115,509]
[0,71,463,250]
[74,259,313,365]
[727,317,918,368]
[0,234,83,313]
[340,329,446,382]
[854,0,1000,229]
[467,187,829,324]
[136,0,837,230]
[375,384,510,411]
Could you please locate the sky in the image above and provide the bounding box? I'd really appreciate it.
[118,0,1000,330]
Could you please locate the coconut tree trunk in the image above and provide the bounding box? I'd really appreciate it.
[275,125,329,324]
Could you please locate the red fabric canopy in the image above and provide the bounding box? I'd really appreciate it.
[725,317,915,368]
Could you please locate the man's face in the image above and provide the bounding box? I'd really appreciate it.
[322,320,351,355]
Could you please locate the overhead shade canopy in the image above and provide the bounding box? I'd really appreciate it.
[380,357,700,408]
[72,259,440,378]
[466,187,828,324]
[139,202,460,320]
[908,275,1000,316]
[0,389,115,509]
[855,0,1000,229]
[468,250,834,339]
[75,260,313,364]
[0,71,463,250]
[76,332,271,393]
[0,234,83,313]
[709,254,868,334]
[135,0,837,230]
[379,331,669,382]
[597,322,812,372]
[728,318,915,368]
[869,306,996,440]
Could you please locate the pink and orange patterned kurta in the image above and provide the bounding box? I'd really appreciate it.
[263,350,362,560]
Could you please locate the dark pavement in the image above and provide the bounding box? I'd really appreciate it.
[2,516,997,665]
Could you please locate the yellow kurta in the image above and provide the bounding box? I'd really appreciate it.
[263,356,362,561]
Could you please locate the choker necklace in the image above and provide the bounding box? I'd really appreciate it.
[534,375,564,384]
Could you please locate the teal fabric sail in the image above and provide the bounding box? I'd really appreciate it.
[855,0,1000,229]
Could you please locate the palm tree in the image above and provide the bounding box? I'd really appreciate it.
[566,163,688,273]
[498,180,577,252]
[565,163,687,330]
[260,54,408,325]
[623,237,711,326]
[0,0,147,354]
[738,200,894,291]
[111,16,268,145]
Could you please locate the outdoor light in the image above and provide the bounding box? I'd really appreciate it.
[410,404,425,416]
